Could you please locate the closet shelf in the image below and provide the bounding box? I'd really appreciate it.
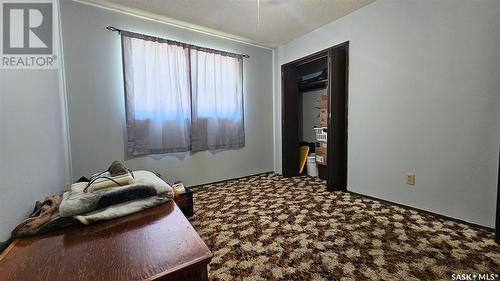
[299,79,328,92]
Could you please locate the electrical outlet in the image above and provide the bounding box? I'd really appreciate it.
[406,173,415,186]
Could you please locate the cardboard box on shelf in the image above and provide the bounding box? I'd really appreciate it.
[319,109,328,126]
[316,146,327,156]
[315,155,326,165]
[315,144,327,165]
[318,141,327,149]
[315,153,327,165]
[320,95,328,109]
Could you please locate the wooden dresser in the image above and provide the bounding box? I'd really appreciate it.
[0,201,212,281]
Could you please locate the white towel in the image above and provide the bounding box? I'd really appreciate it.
[86,172,135,192]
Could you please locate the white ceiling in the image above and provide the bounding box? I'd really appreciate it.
[79,0,374,48]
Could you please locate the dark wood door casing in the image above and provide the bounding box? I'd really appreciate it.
[327,42,348,191]
[281,43,348,192]
[281,64,300,177]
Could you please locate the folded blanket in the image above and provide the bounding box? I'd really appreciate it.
[71,171,168,194]
[12,195,61,235]
[11,194,81,238]
[133,170,171,192]
[60,184,157,217]
[60,170,173,217]
[74,194,170,224]
[11,169,173,238]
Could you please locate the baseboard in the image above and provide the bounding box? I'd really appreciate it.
[187,172,495,234]
[346,190,495,233]
[188,171,274,190]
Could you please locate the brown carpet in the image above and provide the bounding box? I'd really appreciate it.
[189,173,500,281]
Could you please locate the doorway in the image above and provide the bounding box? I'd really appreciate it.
[281,42,348,191]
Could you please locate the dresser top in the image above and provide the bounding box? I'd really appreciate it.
[0,201,212,281]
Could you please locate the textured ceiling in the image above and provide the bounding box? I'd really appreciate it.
[79,0,374,48]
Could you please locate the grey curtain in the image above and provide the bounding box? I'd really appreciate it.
[121,33,244,156]
[190,49,245,151]
[122,34,192,156]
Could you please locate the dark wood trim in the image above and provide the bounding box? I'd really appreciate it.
[347,190,495,233]
[281,63,300,177]
[327,42,349,191]
[496,146,500,243]
[281,41,349,184]
[188,172,274,190]
[326,49,333,187]
[344,43,349,190]
[282,49,328,67]
[318,165,328,180]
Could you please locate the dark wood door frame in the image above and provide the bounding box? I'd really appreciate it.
[281,65,300,177]
[281,41,349,191]
[327,42,349,191]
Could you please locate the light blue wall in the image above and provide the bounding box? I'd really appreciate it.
[0,70,69,241]
[0,2,70,241]
[274,0,500,227]
[60,1,274,186]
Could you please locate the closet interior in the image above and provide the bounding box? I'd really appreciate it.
[298,56,329,179]
[281,42,348,191]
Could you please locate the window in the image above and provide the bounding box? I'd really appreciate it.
[121,31,244,156]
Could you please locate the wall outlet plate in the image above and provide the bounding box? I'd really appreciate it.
[406,173,415,185]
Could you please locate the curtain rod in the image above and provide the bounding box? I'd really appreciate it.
[106,26,250,59]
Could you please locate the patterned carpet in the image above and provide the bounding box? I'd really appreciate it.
[189,173,500,281]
